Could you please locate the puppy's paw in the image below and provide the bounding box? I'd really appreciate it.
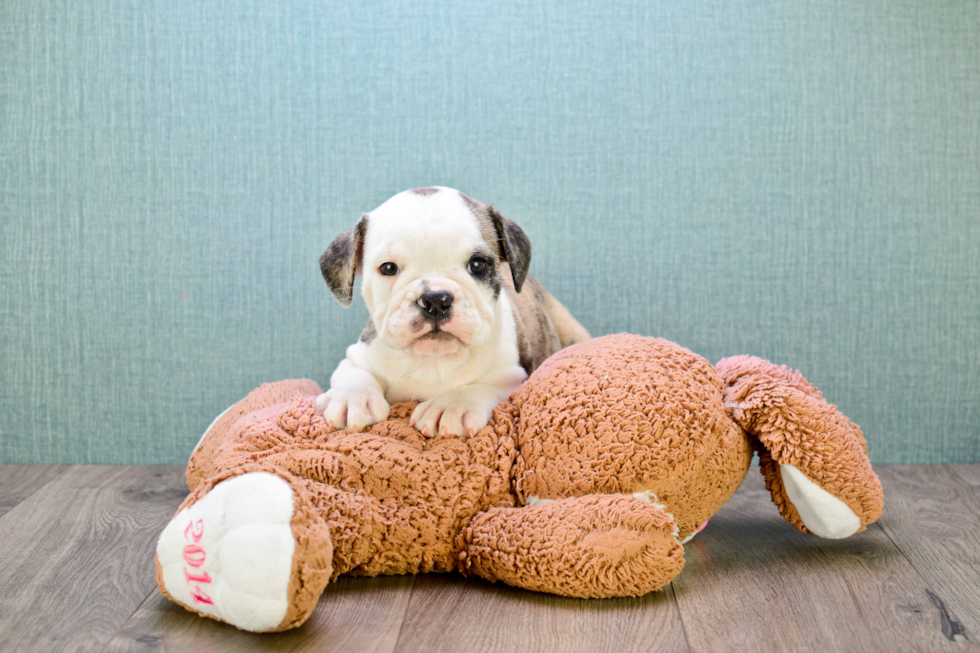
[315,386,389,432]
[410,395,492,439]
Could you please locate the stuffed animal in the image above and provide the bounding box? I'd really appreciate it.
[155,334,883,632]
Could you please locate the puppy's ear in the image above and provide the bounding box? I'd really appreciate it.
[488,206,532,293]
[320,214,368,307]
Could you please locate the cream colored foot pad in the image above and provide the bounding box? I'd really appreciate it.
[157,472,296,631]
[780,464,861,539]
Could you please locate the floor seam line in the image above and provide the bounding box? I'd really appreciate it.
[390,575,420,653]
[0,464,74,523]
[670,581,697,653]
[97,587,157,653]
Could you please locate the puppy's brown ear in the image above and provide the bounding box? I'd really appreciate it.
[488,206,532,293]
[320,215,368,307]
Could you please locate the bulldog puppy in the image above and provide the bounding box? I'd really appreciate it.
[317,187,590,438]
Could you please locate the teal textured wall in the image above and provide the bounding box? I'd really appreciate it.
[1,0,978,465]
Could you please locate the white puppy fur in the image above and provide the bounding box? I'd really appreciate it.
[317,187,589,438]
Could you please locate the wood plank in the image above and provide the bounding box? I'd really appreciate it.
[394,573,689,653]
[1,463,975,651]
[104,574,416,652]
[0,464,69,517]
[671,470,976,651]
[874,465,980,641]
[0,465,187,652]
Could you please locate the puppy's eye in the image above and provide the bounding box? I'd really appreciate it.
[379,262,399,276]
[467,258,488,275]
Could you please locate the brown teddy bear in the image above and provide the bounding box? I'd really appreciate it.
[155,334,883,632]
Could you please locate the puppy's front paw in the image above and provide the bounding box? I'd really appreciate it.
[315,386,389,432]
[410,395,492,439]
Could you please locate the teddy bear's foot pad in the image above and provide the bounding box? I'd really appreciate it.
[780,465,861,539]
[157,472,297,631]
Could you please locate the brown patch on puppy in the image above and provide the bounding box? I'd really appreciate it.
[360,318,377,344]
[493,212,531,292]
[458,189,590,374]
[411,186,441,196]
[502,265,565,375]
[459,192,532,292]
[511,311,535,374]
[320,215,369,307]
[545,291,592,348]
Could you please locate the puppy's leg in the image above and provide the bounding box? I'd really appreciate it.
[544,291,591,348]
[411,370,525,438]
[316,358,390,432]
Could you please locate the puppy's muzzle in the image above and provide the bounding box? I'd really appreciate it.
[417,291,454,323]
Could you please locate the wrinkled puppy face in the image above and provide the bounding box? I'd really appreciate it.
[320,187,531,359]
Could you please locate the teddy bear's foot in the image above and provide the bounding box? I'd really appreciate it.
[156,470,333,632]
[458,494,684,598]
[777,463,861,539]
[717,355,883,538]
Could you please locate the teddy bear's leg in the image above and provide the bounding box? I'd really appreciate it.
[456,494,684,598]
[156,464,333,632]
[716,355,883,539]
[187,379,323,492]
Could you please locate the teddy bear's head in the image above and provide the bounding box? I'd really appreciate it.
[510,333,753,539]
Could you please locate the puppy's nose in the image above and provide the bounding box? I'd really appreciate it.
[417,291,454,321]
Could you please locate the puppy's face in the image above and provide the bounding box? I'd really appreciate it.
[320,187,531,358]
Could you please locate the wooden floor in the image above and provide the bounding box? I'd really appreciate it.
[0,465,978,652]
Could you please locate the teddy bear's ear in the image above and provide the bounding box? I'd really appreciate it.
[320,214,368,307]
[488,206,532,293]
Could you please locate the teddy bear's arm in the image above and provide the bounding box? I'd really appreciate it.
[456,494,684,599]
[716,356,883,538]
[187,379,324,492]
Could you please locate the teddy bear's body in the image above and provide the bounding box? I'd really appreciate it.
[157,334,882,632]
[190,396,521,579]
[510,334,753,539]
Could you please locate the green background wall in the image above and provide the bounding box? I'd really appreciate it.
[2,0,978,464]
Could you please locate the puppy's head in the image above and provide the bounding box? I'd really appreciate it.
[320,187,531,358]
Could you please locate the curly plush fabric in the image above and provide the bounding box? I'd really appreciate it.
[187,379,323,491]
[192,391,519,579]
[716,355,883,533]
[157,333,884,632]
[514,334,752,539]
[458,493,684,598]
